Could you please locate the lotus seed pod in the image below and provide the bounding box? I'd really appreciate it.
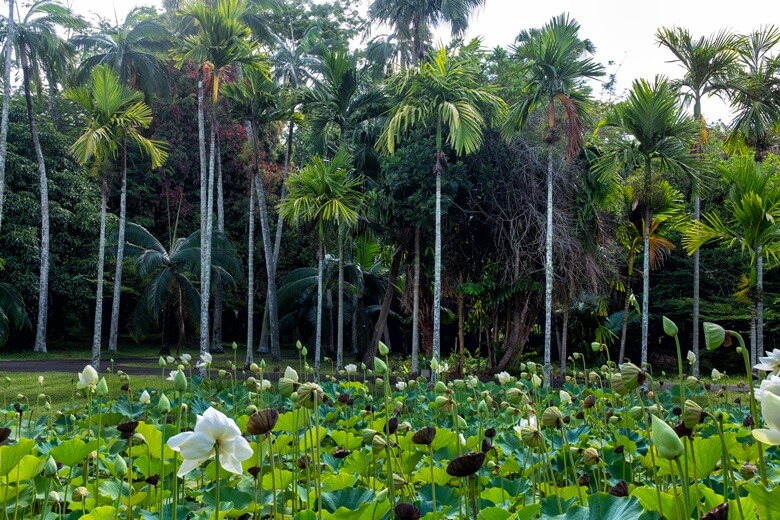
[542,407,563,429]
[591,342,602,352]
[48,491,61,504]
[246,377,257,386]
[651,415,684,460]
[44,401,51,410]
[683,400,705,429]
[362,429,378,444]
[393,473,407,487]
[72,487,89,502]
[453,379,467,391]
[278,376,299,397]
[582,447,600,465]
[297,382,325,407]
[583,394,596,409]
[662,316,678,337]
[685,376,700,390]
[506,387,524,405]
[246,409,279,436]
[376,378,384,386]
[375,488,388,502]
[629,406,644,421]
[531,374,542,388]
[398,421,412,434]
[572,353,580,360]
[565,376,574,384]
[703,322,726,350]
[408,380,418,389]
[378,341,390,356]
[249,363,259,372]
[371,434,388,452]
[520,425,544,448]
[608,415,620,425]
[246,405,258,415]
[739,463,758,479]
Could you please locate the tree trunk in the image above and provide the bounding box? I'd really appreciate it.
[641,161,652,367]
[411,226,421,374]
[364,244,404,365]
[756,246,763,366]
[432,150,444,362]
[253,168,280,365]
[618,289,632,364]
[197,78,209,372]
[212,138,224,352]
[177,283,186,357]
[21,45,50,353]
[46,71,58,130]
[495,298,532,371]
[91,181,108,370]
[351,297,358,354]
[560,307,568,374]
[245,173,256,367]
[108,133,129,353]
[337,227,345,370]
[199,112,217,367]
[314,229,324,374]
[0,0,14,235]
[692,195,701,377]
[750,298,757,369]
[544,145,554,385]
[457,271,465,375]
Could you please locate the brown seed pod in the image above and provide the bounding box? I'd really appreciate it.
[117,421,139,439]
[247,466,261,479]
[446,452,485,477]
[701,503,728,520]
[333,448,351,459]
[609,480,629,497]
[578,473,590,487]
[412,426,436,446]
[145,474,160,486]
[0,427,11,445]
[743,414,754,427]
[385,417,399,435]
[297,455,312,469]
[613,445,624,455]
[246,409,279,436]
[481,439,492,453]
[583,395,596,409]
[673,420,694,439]
[484,428,496,439]
[394,503,422,520]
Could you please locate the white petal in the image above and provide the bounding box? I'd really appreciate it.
[761,392,780,432]
[752,428,780,446]
[196,407,241,441]
[176,456,207,477]
[172,431,216,462]
[218,436,253,474]
[167,431,192,452]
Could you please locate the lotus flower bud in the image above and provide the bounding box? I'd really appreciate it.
[662,316,678,337]
[48,491,61,504]
[158,357,167,368]
[43,456,57,478]
[378,342,390,356]
[651,415,684,460]
[96,377,109,397]
[375,488,388,502]
[173,370,188,391]
[157,393,171,413]
[374,357,388,374]
[113,455,128,477]
[301,347,308,356]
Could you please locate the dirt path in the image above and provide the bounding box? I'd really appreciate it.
[0,358,165,376]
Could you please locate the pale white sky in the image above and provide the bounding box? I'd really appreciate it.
[71,0,780,123]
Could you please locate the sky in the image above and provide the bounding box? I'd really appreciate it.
[73,0,780,123]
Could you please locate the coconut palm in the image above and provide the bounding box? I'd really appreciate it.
[594,77,699,367]
[173,0,264,365]
[656,26,737,376]
[122,223,241,356]
[502,13,604,384]
[0,0,15,236]
[0,282,31,346]
[72,7,171,100]
[9,0,84,352]
[684,157,780,365]
[278,149,363,373]
[65,64,168,368]
[378,41,506,367]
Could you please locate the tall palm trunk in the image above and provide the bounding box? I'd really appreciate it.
[432,149,444,363]
[543,145,554,384]
[200,117,217,361]
[692,196,701,376]
[411,226,421,374]
[92,181,108,369]
[0,0,14,235]
[315,226,324,374]
[108,132,128,352]
[457,271,465,375]
[641,160,652,366]
[364,244,404,364]
[750,297,758,368]
[756,246,763,366]
[337,228,345,370]
[245,172,256,367]
[559,307,568,373]
[618,288,632,364]
[212,138,224,352]
[197,77,209,369]
[21,45,50,353]
[253,159,279,371]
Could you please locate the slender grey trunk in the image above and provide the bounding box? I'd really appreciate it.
[21,45,50,353]
[200,118,217,362]
[245,172,256,367]
[197,79,209,371]
[543,146,553,385]
[618,289,632,364]
[46,72,58,130]
[692,196,701,376]
[756,246,763,366]
[0,0,15,235]
[750,299,757,369]
[212,138,224,352]
[432,151,443,362]
[351,296,358,354]
[337,227,345,370]
[559,307,568,374]
[641,161,651,367]
[253,168,279,367]
[92,181,108,370]
[411,226,420,374]
[108,133,128,352]
[315,231,324,374]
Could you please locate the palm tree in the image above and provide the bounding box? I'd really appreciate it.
[10,0,83,352]
[684,157,780,365]
[278,149,363,373]
[174,0,263,365]
[502,13,603,383]
[377,42,506,367]
[122,223,241,356]
[72,7,172,100]
[656,26,736,376]
[368,0,486,63]
[0,0,15,236]
[724,26,780,358]
[64,64,168,368]
[594,77,699,367]
[0,282,31,346]
[223,66,292,363]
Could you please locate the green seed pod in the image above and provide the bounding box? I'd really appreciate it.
[703,322,726,350]
[434,381,448,394]
[520,425,544,448]
[683,400,705,429]
[620,363,645,391]
[582,447,600,465]
[611,373,628,395]
[651,415,684,460]
[541,407,563,429]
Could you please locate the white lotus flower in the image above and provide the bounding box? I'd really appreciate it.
[180,354,192,364]
[344,364,357,375]
[167,370,184,382]
[752,391,780,446]
[467,376,479,389]
[513,413,538,433]
[284,366,299,382]
[687,351,696,365]
[139,390,151,405]
[37,376,44,386]
[395,381,407,391]
[531,374,542,388]
[437,362,449,374]
[260,379,272,391]
[166,356,176,365]
[754,349,780,375]
[167,407,253,476]
[559,390,572,405]
[711,368,723,382]
[77,365,99,390]
[755,374,780,402]
[496,371,511,385]
[197,352,213,368]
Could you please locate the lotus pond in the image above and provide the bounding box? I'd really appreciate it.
[2,332,780,520]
